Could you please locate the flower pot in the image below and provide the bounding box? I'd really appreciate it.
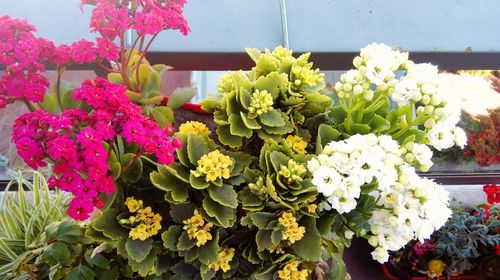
[161,96,207,114]
[382,264,477,280]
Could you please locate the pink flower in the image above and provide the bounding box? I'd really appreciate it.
[96,37,119,61]
[58,171,83,193]
[68,198,94,221]
[70,39,96,64]
[47,136,77,161]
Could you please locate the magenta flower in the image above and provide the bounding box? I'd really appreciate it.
[68,198,94,221]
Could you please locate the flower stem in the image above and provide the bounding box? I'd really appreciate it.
[122,151,144,173]
[55,66,64,110]
[135,33,158,92]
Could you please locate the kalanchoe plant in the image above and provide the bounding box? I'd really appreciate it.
[201,46,332,148]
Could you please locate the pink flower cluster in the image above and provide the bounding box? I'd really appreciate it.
[0,16,52,108]
[83,0,190,40]
[12,78,181,220]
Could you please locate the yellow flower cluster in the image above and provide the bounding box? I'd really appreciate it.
[183,210,213,247]
[194,150,234,182]
[277,260,309,280]
[272,46,293,61]
[279,159,307,184]
[208,247,235,272]
[427,259,446,277]
[249,89,274,116]
[179,121,211,137]
[291,63,325,89]
[123,197,162,241]
[217,73,236,95]
[278,212,305,244]
[285,135,307,154]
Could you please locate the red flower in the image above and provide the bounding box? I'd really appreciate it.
[496,244,500,256]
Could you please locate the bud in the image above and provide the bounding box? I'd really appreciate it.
[411,92,422,102]
[421,83,436,95]
[421,95,431,105]
[405,142,414,151]
[376,83,388,92]
[353,84,363,95]
[431,95,442,106]
[343,83,353,92]
[334,82,343,92]
[424,119,435,129]
[399,174,409,185]
[368,236,379,247]
[424,105,434,114]
[404,152,415,163]
[363,90,374,101]
[353,56,363,68]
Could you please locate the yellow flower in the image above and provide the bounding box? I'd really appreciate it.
[183,210,214,247]
[428,259,446,277]
[208,247,235,272]
[125,197,162,240]
[248,89,274,116]
[277,260,308,280]
[285,135,307,154]
[272,46,293,61]
[125,196,142,213]
[292,64,324,89]
[278,159,307,184]
[278,212,305,244]
[194,150,234,182]
[130,224,148,241]
[179,121,211,137]
[307,204,317,213]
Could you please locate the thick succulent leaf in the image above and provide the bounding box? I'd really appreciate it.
[177,232,197,251]
[162,225,183,251]
[202,196,236,228]
[290,216,322,261]
[248,212,277,229]
[189,173,211,189]
[254,72,280,99]
[315,124,341,154]
[151,166,189,192]
[92,209,128,240]
[328,106,347,125]
[208,185,238,208]
[229,113,253,138]
[240,111,261,129]
[151,106,174,129]
[255,230,273,252]
[128,250,157,277]
[167,87,197,110]
[170,203,196,223]
[187,134,211,166]
[163,163,190,183]
[120,153,143,183]
[217,125,243,148]
[198,231,220,265]
[126,238,153,263]
[259,110,285,127]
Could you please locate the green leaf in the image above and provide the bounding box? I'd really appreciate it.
[92,209,128,240]
[290,216,321,261]
[126,238,154,263]
[245,48,262,62]
[61,88,81,109]
[328,106,347,125]
[189,173,210,189]
[177,232,196,251]
[316,124,341,154]
[259,110,285,127]
[120,153,143,183]
[229,113,253,138]
[200,99,220,113]
[352,123,371,135]
[208,185,238,208]
[202,196,235,228]
[163,163,190,183]
[167,87,198,110]
[240,111,261,129]
[128,250,157,277]
[151,106,174,129]
[198,232,220,265]
[370,114,390,134]
[162,225,183,251]
[255,230,273,252]
[65,264,95,280]
[216,125,243,148]
[248,212,278,229]
[85,253,110,270]
[187,134,211,165]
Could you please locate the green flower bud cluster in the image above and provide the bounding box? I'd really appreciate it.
[334,70,374,101]
[278,159,307,184]
[248,176,268,199]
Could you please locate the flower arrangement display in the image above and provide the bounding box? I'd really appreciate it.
[0,1,470,279]
[385,198,500,280]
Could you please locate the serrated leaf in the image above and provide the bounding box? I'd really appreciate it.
[187,134,211,165]
[198,232,220,265]
[249,212,277,229]
[208,185,238,208]
[259,110,285,127]
[202,196,235,228]
[217,125,243,148]
[92,209,128,240]
[126,238,153,263]
[120,153,143,183]
[128,250,157,277]
[177,232,196,251]
[162,225,183,251]
[229,113,253,138]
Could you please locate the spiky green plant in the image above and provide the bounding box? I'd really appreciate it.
[0,172,70,279]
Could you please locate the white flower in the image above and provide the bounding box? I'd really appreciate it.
[427,121,455,151]
[407,63,439,85]
[344,230,355,239]
[371,247,390,263]
[311,167,343,197]
[411,143,433,170]
[453,127,467,148]
[393,77,420,106]
[326,191,357,214]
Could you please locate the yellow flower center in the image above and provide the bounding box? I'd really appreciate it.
[123,197,162,241]
[307,204,317,213]
[194,150,234,182]
[278,212,305,244]
[208,247,235,272]
[179,121,211,137]
[249,89,274,116]
[285,135,307,154]
[183,210,213,247]
[277,260,309,280]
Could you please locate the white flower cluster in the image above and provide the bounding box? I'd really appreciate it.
[308,134,451,263]
[308,134,403,214]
